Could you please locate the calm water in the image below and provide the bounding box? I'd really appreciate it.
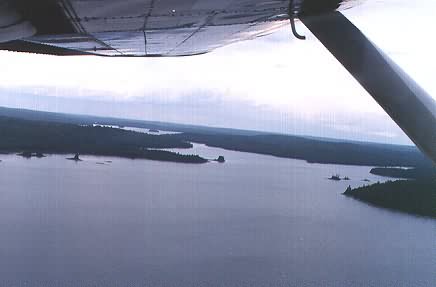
[0,144,433,287]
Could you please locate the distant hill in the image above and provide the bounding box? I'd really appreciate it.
[0,106,433,167]
[0,106,263,136]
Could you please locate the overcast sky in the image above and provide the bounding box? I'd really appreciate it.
[0,0,435,145]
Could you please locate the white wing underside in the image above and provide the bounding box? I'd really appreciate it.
[0,0,357,56]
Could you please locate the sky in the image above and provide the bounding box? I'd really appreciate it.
[0,0,435,145]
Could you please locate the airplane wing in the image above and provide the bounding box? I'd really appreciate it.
[0,0,435,162]
[0,0,356,56]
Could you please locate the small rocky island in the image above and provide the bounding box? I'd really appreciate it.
[17,151,45,158]
[67,153,82,161]
[328,174,341,181]
[328,174,351,181]
[216,156,225,163]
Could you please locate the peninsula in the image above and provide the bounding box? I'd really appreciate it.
[0,116,207,164]
[344,167,435,218]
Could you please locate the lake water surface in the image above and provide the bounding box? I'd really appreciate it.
[0,144,433,286]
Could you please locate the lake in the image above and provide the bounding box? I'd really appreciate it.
[0,144,433,286]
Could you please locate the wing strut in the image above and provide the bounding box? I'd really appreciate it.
[300,11,436,163]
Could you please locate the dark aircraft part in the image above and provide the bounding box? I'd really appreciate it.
[293,0,342,16]
[289,14,306,40]
[288,0,306,39]
[0,0,359,56]
[0,39,91,55]
[0,0,35,42]
[6,0,76,35]
[301,11,436,163]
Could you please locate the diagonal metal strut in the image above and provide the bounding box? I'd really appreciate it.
[300,11,436,163]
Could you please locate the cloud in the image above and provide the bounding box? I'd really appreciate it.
[0,0,434,145]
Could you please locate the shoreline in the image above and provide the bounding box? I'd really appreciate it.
[0,149,209,164]
[343,179,436,219]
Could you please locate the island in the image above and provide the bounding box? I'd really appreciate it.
[216,156,225,163]
[328,174,341,181]
[17,151,46,158]
[328,175,351,181]
[67,153,82,161]
[0,116,208,164]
